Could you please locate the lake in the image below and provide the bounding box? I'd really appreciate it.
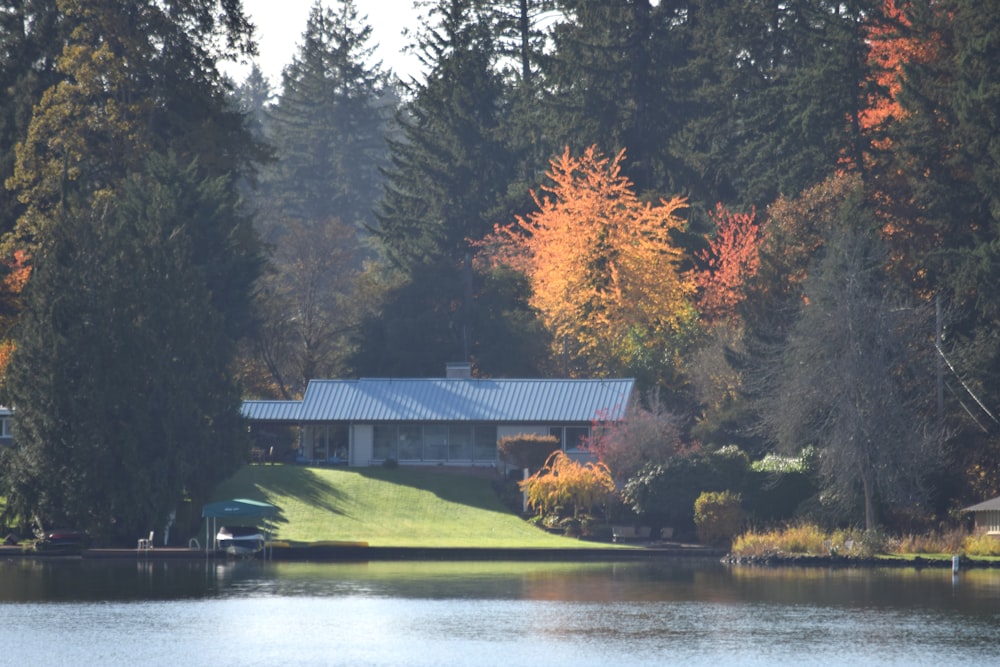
[1,557,998,666]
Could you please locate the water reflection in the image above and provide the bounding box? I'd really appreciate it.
[1,559,998,666]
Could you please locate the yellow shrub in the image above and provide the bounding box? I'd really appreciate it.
[962,533,1000,557]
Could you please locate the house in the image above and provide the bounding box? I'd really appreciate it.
[241,365,634,469]
[963,496,1000,535]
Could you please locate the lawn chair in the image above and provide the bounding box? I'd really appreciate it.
[137,531,154,551]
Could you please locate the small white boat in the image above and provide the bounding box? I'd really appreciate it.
[215,525,265,557]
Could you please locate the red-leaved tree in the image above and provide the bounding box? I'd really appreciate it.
[694,204,761,325]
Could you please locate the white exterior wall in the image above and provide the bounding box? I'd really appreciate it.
[351,424,373,466]
[301,425,318,458]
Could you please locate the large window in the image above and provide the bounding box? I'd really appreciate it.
[472,426,496,462]
[398,425,422,460]
[449,426,472,460]
[373,426,395,460]
[370,424,497,463]
[424,425,448,460]
[984,510,1000,535]
[549,425,592,454]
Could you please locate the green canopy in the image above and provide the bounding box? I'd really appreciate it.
[201,498,279,519]
[201,498,280,558]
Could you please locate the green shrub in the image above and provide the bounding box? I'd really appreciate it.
[622,447,751,536]
[694,490,743,547]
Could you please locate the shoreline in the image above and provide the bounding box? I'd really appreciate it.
[1,542,726,562]
[725,553,1000,569]
[8,544,997,568]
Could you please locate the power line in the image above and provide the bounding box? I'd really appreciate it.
[936,342,999,426]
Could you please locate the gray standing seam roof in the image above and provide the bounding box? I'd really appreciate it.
[241,400,301,422]
[243,378,634,424]
[963,496,1000,512]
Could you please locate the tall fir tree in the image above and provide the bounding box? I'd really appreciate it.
[4,154,259,543]
[264,0,392,234]
[376,0,514,270]
[541,0,697,197]
[0,1,67,235]
[361,0,545,377]
[677,0,878,210]
[1,1,261,541]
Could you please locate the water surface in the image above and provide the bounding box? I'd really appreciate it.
[1,558,997,666]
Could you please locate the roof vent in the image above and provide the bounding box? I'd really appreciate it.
[446,361,472,379]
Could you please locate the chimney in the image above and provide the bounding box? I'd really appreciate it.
[446,361,472,379]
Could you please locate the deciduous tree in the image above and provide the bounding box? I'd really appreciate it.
[694,204,762,325]
[762,220,944,530]
[585,389,685,484]
[479,145,697,385]
[520,450,614,518]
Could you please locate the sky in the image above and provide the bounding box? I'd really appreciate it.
[228,0,424,87]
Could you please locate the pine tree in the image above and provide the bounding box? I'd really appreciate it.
[0,0,67,237]
[265,0,392,233]
[872,0,1000,495]
[677,0,878,209]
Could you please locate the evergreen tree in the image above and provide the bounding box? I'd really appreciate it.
[875,0,1000,497]
[4,154,258,543]
[541,0,696,196]
[265,0,392,233]
[232,64,276,147]
[362,0,538,376]
[377,0,514,270]
[677,0,877,210]
[0,0,67,235]
[1,1,261,541]
[6,0,259,253]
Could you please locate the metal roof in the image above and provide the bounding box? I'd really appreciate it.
[241,400,301,422]
[243,378,634,424]
[963,496,1000,512]
[202,498,279,519]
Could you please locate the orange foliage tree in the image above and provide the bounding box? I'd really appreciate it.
[0,250,31,380]
[694,204,761,325]
[519,450,615,518]
[477,145,696,379]
[859,0,941,148]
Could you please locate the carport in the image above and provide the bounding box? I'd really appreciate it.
[201,498,280,559]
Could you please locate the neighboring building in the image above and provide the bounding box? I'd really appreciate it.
[964,496,1000,535]
[241,367,634,468]
[0,407,13,448]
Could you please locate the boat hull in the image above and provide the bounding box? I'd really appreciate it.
[215,526,264,557]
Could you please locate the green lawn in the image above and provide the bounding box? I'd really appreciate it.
[205,464,602,548]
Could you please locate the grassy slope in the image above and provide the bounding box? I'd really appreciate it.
[207,464,598,548]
